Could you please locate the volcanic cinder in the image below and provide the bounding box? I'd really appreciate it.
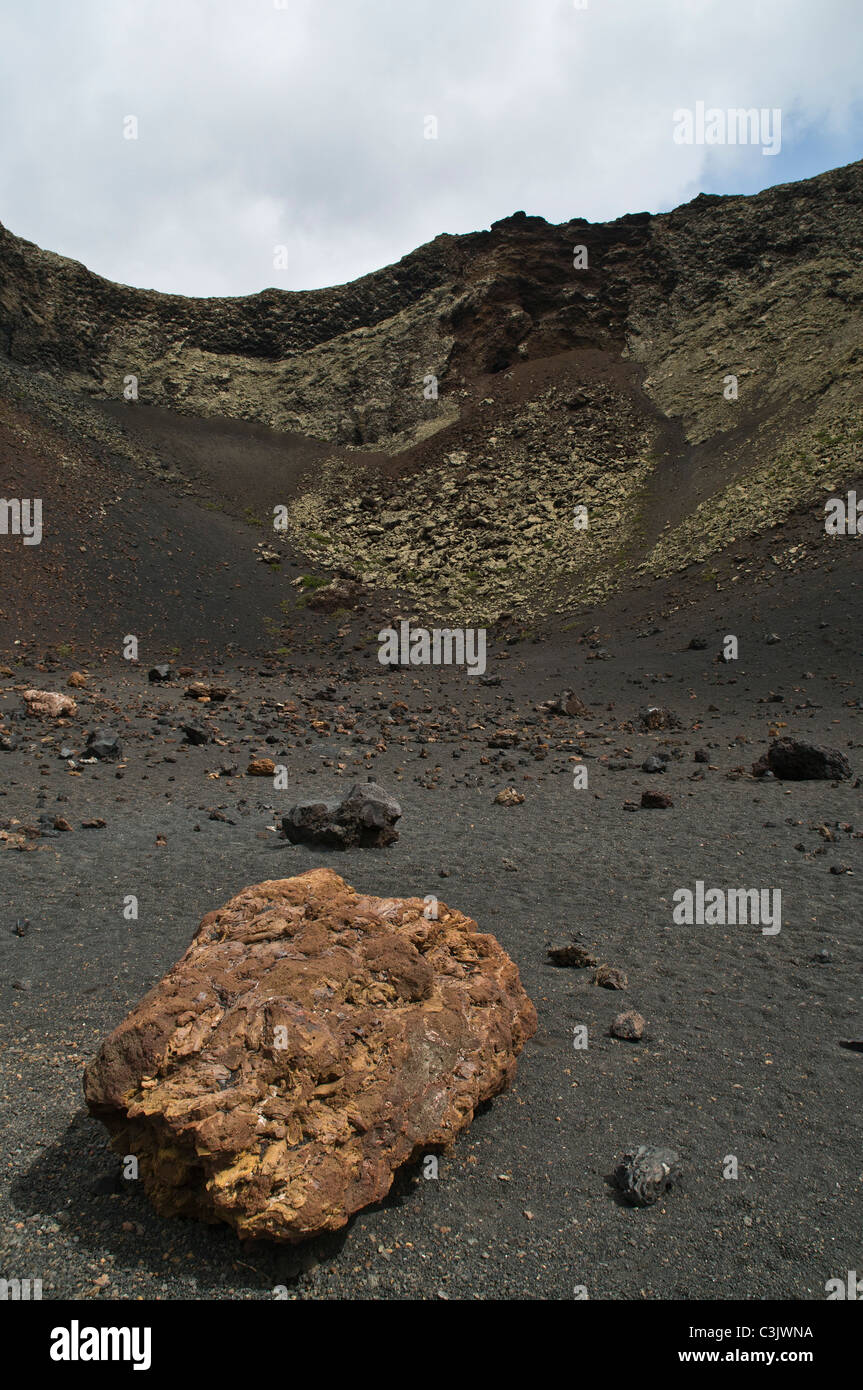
[83,868,537,1243]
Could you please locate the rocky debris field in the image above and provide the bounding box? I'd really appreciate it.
[0,548,860,1299]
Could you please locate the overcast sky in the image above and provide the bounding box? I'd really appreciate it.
[1,0,861,296]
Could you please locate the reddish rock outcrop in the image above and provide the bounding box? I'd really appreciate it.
[83,868,536,1243]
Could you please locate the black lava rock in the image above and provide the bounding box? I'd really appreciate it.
[85,730,122,761]
[641,789,674,808]
[182,723,210,746]
[615,1146,681,1207]
[282,778,401,848]
[754,738,852,781]
[642,754,666,774]
[547,942,599,968]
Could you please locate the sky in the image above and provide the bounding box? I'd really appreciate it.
[1,0,861,296]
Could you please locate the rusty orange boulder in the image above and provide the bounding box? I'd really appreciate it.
[83,868,536,1243]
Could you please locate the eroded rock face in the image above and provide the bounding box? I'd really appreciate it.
[83,868,536,1243]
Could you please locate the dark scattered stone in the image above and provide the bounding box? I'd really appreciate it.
[641,754,665,774]
[547,942,599,969]
[615,1146,681,1206]
[85,730,122,761]
[148,664,174,682]
[538,689,588,716]
[182,723,210,746]
[611,1010,645,1040]
[640,706,681,731]
[753,738,852,781]
[687,636,709,650]
[595,964,627,990]
[693,748,709,764]
[488,731,519,748]
[283,778,401,848]
[641,789,674,809]
[186,682,231,702]
[0,733,18,752]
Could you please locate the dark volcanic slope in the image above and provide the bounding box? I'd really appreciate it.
[2,160,862,631]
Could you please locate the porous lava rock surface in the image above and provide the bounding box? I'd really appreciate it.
[83,868,537,1242]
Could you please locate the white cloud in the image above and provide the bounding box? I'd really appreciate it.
[1,0,861,294]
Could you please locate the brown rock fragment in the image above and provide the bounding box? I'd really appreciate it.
[641,790,674,809]
[547,942,598,968]
[83,868,536,1243]
[22,689,76,717]
[611,1010,645,1040]
[639,706,681,731]
[494,787,525,806]
[595,964,628,990]
[247,758,276,777]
